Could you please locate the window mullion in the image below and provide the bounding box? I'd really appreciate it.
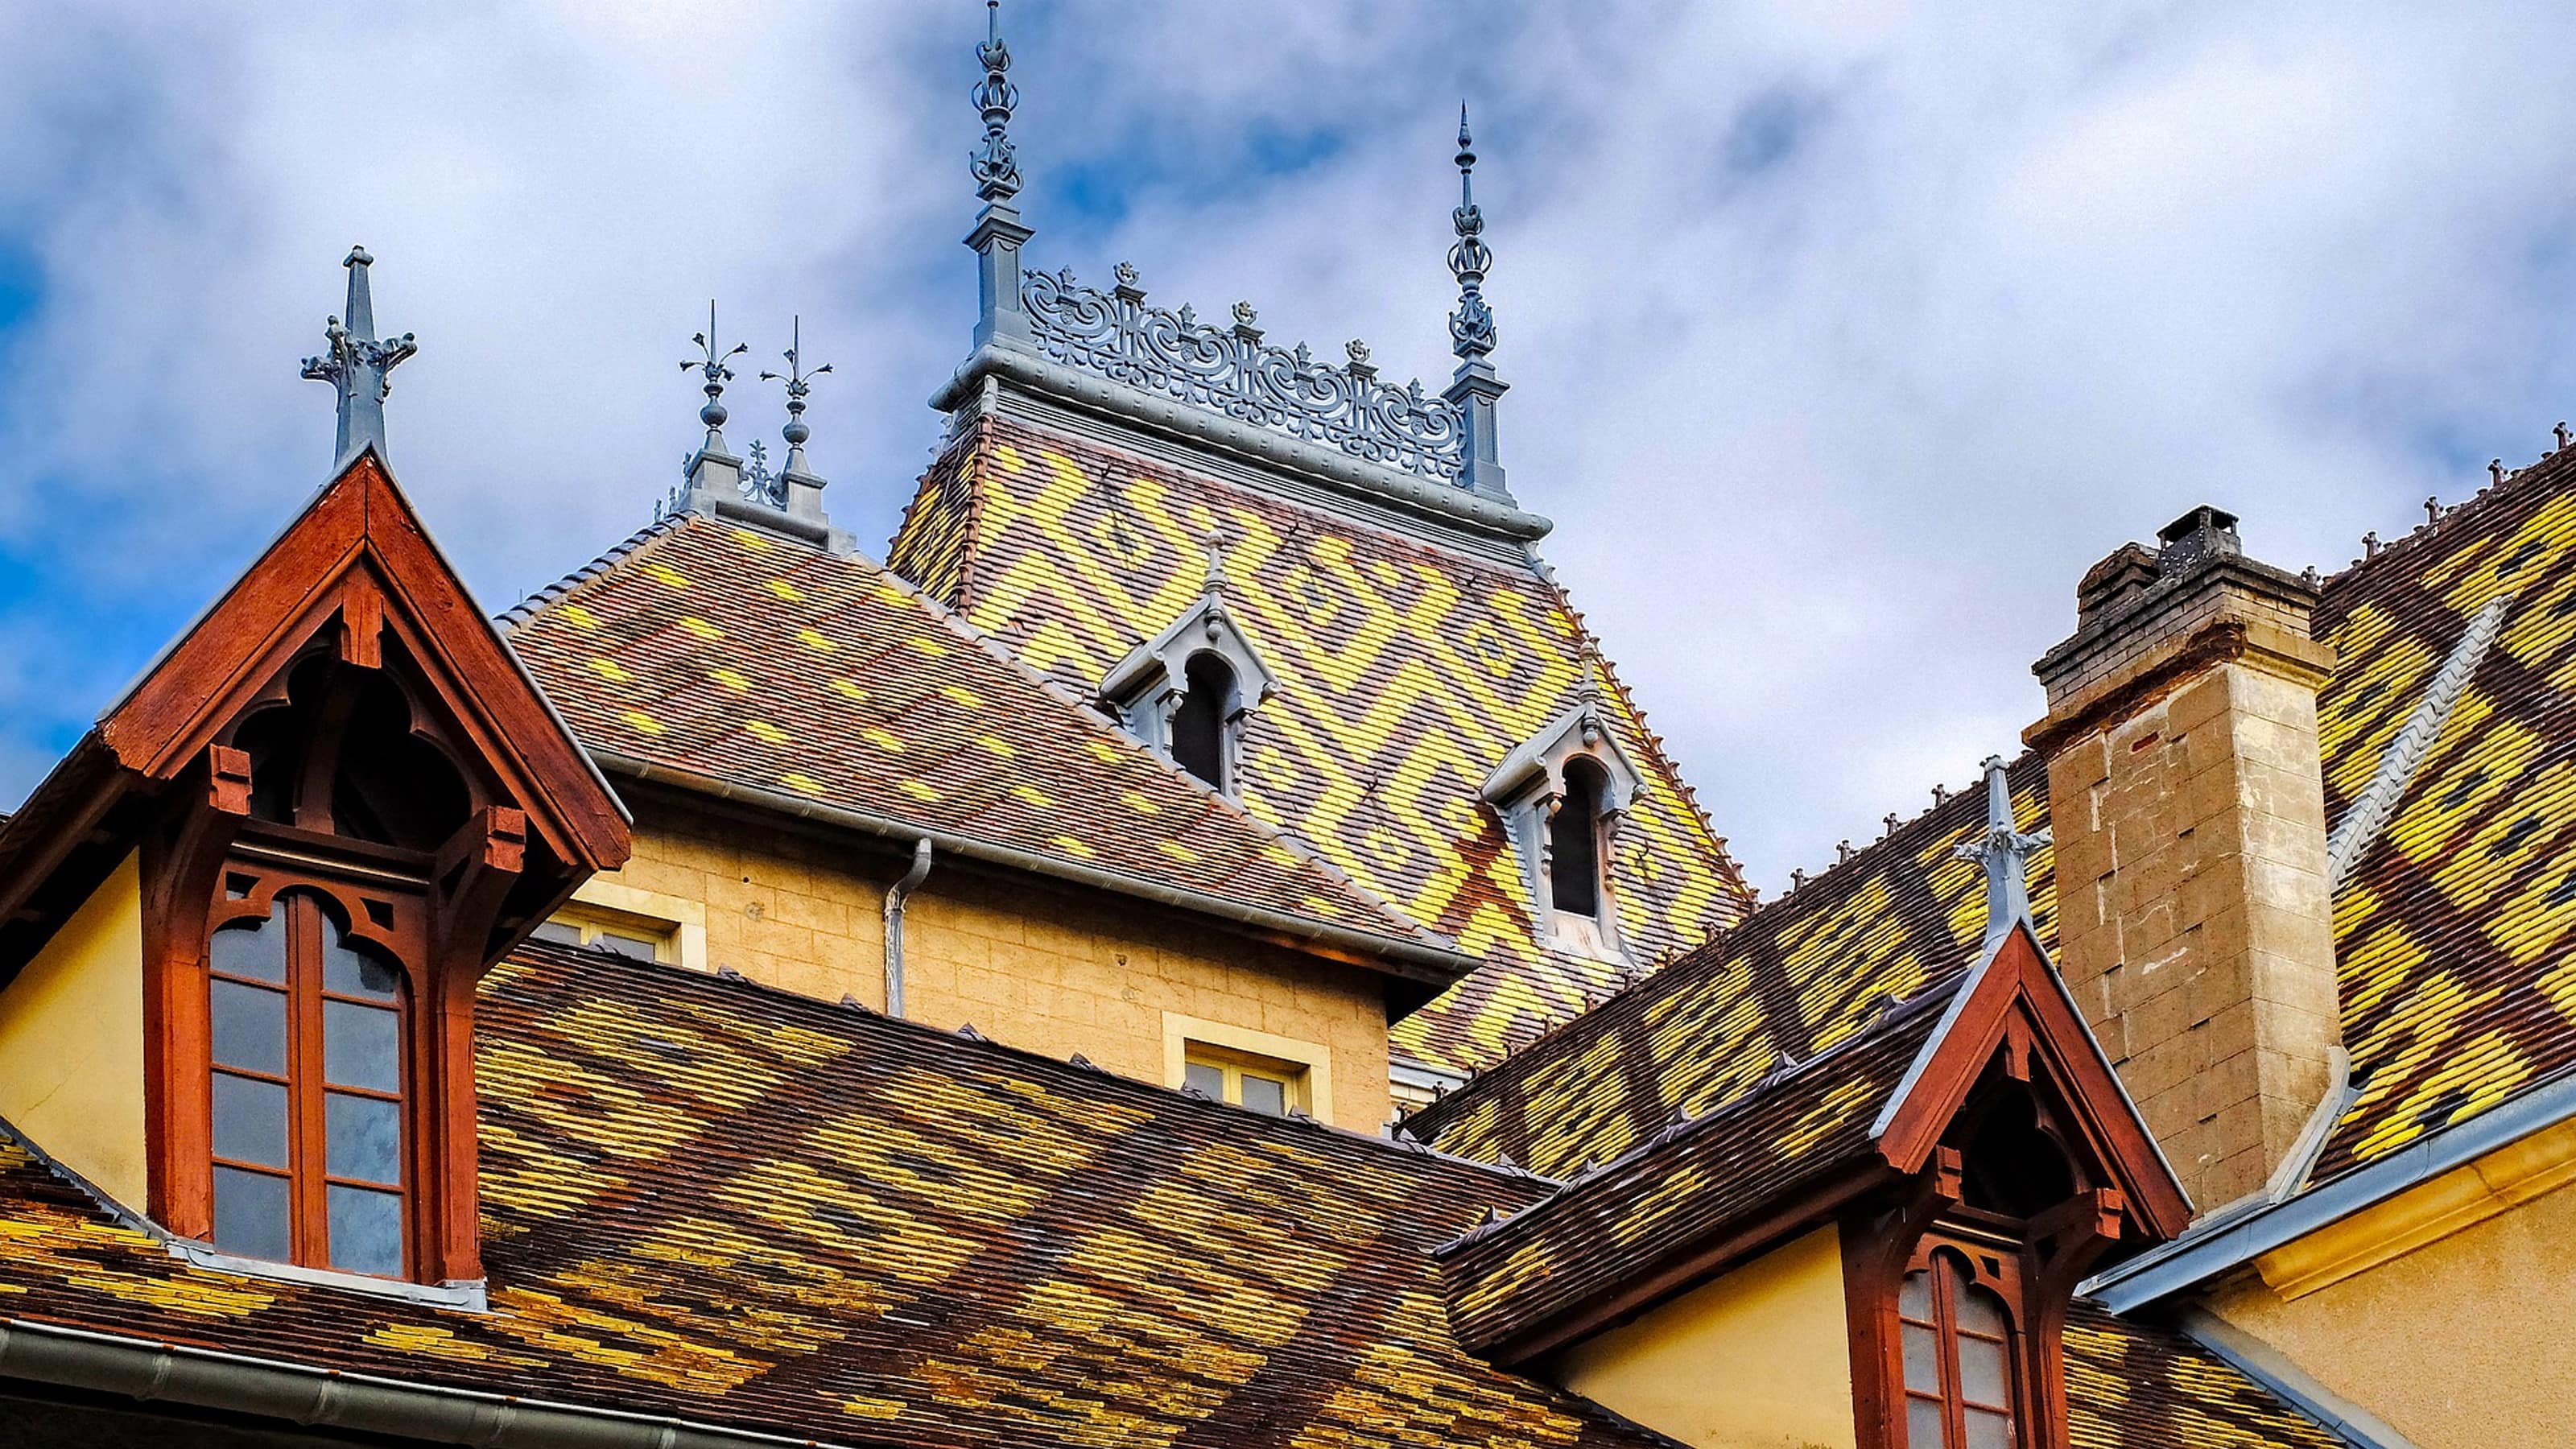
[1936,1261,1967,1449]
[288,894,328,1268]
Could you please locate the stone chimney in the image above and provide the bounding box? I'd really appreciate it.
[2025,506,2339,1212]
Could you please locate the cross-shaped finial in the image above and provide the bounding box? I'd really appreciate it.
[300,246,418,468]
[1953,755,2050,950]
[683,300,749,455]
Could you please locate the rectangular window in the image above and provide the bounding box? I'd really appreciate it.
[534,907,676,964]
[1182,1042,1308,1117]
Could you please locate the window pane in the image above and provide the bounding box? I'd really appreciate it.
[1958,1331,2008,1407]
[598,932,658,961]
[209,980,287,1074]
[1905,1396,1947,1449]
[1902,1322,1942,1393]
[328,1185,403,1277]
[1184,1061,1225,1099]
[209,915,285,984]
[1240,1073,1288,1117]
[1898,1269,1933,1320]
[323,935,401,1000]
[324,1001,401,1092]
[212,1166,291,1261]
[1957,1282,2008,1336]
[530,919,583,947]
[327,1092,402,1186]
[1963,1409,2012,1449]
[212,1073,288,1167]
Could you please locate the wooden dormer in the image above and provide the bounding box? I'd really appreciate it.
[0,451,626,1286]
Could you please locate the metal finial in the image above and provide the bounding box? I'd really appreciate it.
[971,0,1022,203]
[2557,422,2570,452]
[2491,459,2508,487]
[758,315,833,473]
[300,246,417,469]
[1447,103,1496,360]
[2363,530,2381,559]
[1789,868,1807,892]
[1835,840,1855,865]
[2425,495,2442,526]
[1952,755,2050,951]
[683,299,750,452]
[1884,812,1901,837]
[1200,526,1228,603]
[1932,783,1951,807]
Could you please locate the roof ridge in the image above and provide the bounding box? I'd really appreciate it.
[498,516,684,630]
[2322,430,2576,592]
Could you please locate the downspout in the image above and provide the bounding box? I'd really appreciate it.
[883,838,933,1019]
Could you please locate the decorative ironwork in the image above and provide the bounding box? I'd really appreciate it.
[1021,262,1468,483]
[739,440,780,507]
[301,246,416,466]
[758,315,833,477]
[971,0,1021,203]
[1448,105,1496,360]
[682,299,749,451]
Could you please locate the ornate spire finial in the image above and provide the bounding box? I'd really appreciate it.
[971,0,1022,203]
[759,316,833,476]
[1953,755,2051,951]
[299,246,417,468]
[1447,104,1496,361]
[683,299,749,456]
[1441,104,1511,502]
[966,0,1035,351]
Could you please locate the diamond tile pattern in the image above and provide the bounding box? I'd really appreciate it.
[506,515,1435,954]
[886,415,1752,1075]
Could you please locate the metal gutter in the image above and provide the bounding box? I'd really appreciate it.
[596,752,1478,990]
[2086,1066,2576,1312]
[0,1315,862,1449]
[882,837,933,1019]
[2171,1307,2423,1449]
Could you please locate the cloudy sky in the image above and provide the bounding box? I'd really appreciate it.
[1,1,2570,890]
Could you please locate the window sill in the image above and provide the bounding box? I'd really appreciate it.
[162,1238,488,1312]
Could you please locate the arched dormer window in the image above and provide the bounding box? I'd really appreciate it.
[1170,652,1241,792]
[1482,685,1642,958]
[1897,1245,2025,1448]
[1099,543,1275,796]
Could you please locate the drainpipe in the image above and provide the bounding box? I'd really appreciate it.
[883,838,934,1019]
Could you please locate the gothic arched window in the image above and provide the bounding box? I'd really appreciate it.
[1170,652,1240,793]
[1898,1245,2025,1449]
[1550,758,1607,917]
[206,881,417,1278]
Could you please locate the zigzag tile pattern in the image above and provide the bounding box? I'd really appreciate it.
[0,945,2330,1447]
[506,516,1429,950]
[1414,757,2056,1179]
[886,416,1750,1075]
[2310,448,2576,1174]
[1430,448,2576,1191]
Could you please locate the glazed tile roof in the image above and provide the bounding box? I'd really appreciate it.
[1435,987,1951,1357]
[506,513,1453,968]
[1414,756,2056,1179]
[2307,445,2576,1174]
[1425,440,2576,1199]
[886,414,1752,1075]
[2061,1302,2344,1449]
[0,943,1666,1449]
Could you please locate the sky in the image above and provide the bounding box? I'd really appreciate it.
[1,1,2572,893]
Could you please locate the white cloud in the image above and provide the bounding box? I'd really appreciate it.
[0,0,2570,888]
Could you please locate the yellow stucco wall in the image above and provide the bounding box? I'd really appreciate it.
[1552,1226,1856,1449]
[2207,1158,2576,1448]
[609,803,1393,1131]
[0,852,146,1207]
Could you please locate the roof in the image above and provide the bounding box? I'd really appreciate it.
[0,942,1674,1449]
[0,943,2333,1449]
[1435,987,1952,1358]
[885,410,1752,1075]
[1414,754,2057,1178]
[506,513,1464,980]
[1429,440,2576,1201]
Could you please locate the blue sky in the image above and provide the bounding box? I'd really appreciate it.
[2,2,2573,889]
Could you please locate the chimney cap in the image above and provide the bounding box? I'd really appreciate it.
[2157,505,2241,549]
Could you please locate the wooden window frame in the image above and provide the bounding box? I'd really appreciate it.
[1183,1039,1311,1117]
[204,865,423,1276]
[1894,1229,2031,1448]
